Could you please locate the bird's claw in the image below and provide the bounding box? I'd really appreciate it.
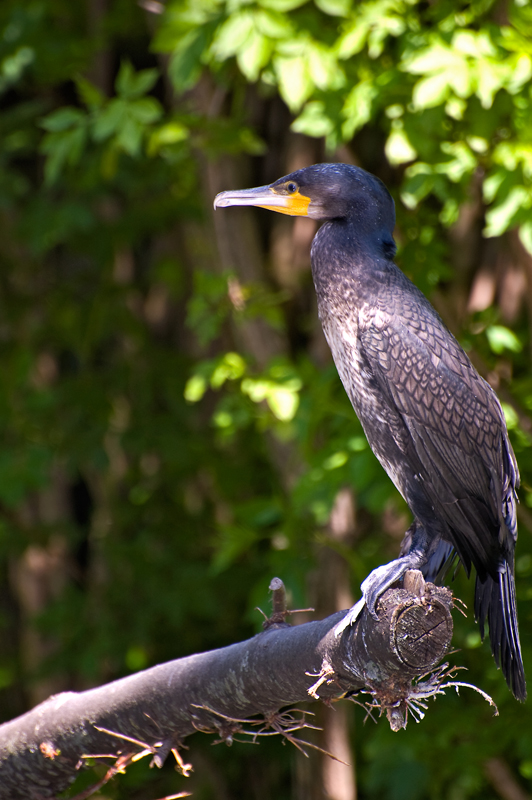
[334,597,366,636]
[335,558,419,636]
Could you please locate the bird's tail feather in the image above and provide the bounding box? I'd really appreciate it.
[475,564,526,702]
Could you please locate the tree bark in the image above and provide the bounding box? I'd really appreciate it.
[0,573,453,799]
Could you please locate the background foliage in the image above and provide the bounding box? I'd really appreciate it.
[1,0,532,798]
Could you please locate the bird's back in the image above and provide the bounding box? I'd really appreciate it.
[311,221,518,570]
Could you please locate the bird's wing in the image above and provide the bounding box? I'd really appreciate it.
[360,307,518,571]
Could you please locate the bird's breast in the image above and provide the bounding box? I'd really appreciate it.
[319,299,382,423]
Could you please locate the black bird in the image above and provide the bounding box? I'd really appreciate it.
[214,162,526,701]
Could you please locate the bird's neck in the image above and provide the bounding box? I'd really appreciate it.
[311,218,395,297]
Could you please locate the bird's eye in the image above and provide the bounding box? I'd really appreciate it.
[286,182,298,193]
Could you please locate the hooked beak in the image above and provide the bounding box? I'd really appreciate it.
[214,184,311,217]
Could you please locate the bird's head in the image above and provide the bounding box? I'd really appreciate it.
[214,162,396,244]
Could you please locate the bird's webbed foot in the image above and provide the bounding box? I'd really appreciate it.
[334,550,427,636]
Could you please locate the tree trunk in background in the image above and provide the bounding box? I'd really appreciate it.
[315,488,357,800]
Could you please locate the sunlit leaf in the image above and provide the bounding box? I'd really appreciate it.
[484,186,531,237]
[385,127,417,165]
[323,451,348,470]
[148,121,189,156]
[500,402,519,430]
[306,44,345,90]
[507,53,532,92]
[314,0,351,16]
[292,101,335,137]
[476,59,508,109]
[266,387,299,420]
[184,374,208,403]
[403,42,461,75]
[336,19,369,58]
[258,0,307,10]
[211,11,254,60]
[341,80,377,137]
[453,30,496,58]
[437,142,477,182]
[412,72,451,109]
[237,30,272,81]
[274,54,312,111]
[483,170,507,203]
[255,9,293,38]
[211,353,246,388]
[486,325,523,355]
[519,220,532,255]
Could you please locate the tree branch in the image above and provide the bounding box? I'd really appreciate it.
[0,573,453,799]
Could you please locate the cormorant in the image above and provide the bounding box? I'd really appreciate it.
[214,162,526,701]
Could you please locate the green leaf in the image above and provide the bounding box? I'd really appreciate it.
[519,220,532,255]
[211,12,254,60]
[292,101,335,137]
[41,127,87,184]
[116,117,143,156]
[486,325,523,354]
[403,42,462,75]
[184,374,207,402]
[92,99,128,141]
[314,0,351,16]
[483,170,507,203]
[40,107,86,132]
[237,30,272,81]
[341,80,377,138]
[306,44,344,91]
[75,75,105,109]
[400,166,435,209]
[336,19,369,59]
[0,46,34,93]
[500,402,519,430]
[493,142,532,173]
[323,450,348,470]
[147,121,189,156]
[520,761,532,780]
[274,55,313,111]
[266,387,299,421]
[367,16,405,58]
[476,59,508,109]
[507,53,532,92]
[115,60,136,95]
[211,353,246,388]
[385,127,417,165]
[169,28,208,93]
[484,185,531,237]
[116,62,159,98]
[128,97,163,125]
[255,9,293,38]
[258,0,307,10]
[412,72,451,109]
[437,142,477,182]
[453,30,497,58]
[240,378,269,404]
